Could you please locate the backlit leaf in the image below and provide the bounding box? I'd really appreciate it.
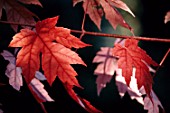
[113,39,158,98]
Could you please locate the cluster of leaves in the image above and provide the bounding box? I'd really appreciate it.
[0,0,169,113]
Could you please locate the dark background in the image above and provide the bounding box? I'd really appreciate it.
[0,0,170,113]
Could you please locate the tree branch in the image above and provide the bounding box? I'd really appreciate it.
[0,20,170,43]
[153,48,170,77]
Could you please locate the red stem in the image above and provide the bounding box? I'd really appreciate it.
[0,20,170,43]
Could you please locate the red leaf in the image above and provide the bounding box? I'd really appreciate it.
[107,0,135,17]
[64,83,102,113]
[9,16,88,87]
[93,47,117,95]
[83,0,103,30]
[113,39,158,97]
[100,0,131,30]
[0,0,39,32]
[73,0,132,30]
[50,27,91,48]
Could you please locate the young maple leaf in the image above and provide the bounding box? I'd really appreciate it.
[9,16,90,88]
[0,0,42,32]
[112,39,158,98]
[73,0,134,30]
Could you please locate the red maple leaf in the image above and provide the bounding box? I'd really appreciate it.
[9,16,90,87]
[73,0,134,30]
[112,39,158,97]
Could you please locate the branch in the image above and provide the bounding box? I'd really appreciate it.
[0,20,170,43]
[71,30,170,43]
[153,48,170,77]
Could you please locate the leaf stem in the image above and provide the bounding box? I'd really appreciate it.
[153,48,170,77]
[0,20,170,43]
[40,103,48,113]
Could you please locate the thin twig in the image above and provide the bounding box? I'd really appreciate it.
[0,20,170,43]
[71,30,170,43]
[40,103,48,113]
[153,48,170,77]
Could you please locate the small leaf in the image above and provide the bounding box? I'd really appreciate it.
[107,0,135,17]
[1,50,16,64]
[93,47,117,95]
[35,71,46,81]
[5,63,23,91]
[140,88,164,113]
[29,78,54,103]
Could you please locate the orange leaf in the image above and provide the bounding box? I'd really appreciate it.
[112,39,158,97]
[9,16,88,87]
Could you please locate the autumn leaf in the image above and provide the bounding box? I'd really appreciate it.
[115,68,144,105]
[112,39,158,98]
[140,87,164,113]
[0,0,41,32]
[164,11,170,23]
[107,0,135,17]
[1,50,23,91]
[9,16,89,88]
[64,83,102,113]
[29,78,54,103]
[5,63,23,91]
[93,47,117,95]
[73,0,133,30]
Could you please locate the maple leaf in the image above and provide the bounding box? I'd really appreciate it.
[0,0,41,32]
[93,47,117,95]
[73,0,133,30]
[164,11,170,23]
[64,83,102,113]
[1,50,23,91]
[140,87,164,113]
[29,78,54,103]
[5,63,23,91]
[9,16,89,87]
[115,68,144,105]
[112,39,158,98]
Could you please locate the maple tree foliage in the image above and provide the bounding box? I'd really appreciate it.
[93,45,164,113]
[0,0,169,113]
[73,0,134,30]
[8,16,102,112]
[112,39,158,98]
[0,0,42,32]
